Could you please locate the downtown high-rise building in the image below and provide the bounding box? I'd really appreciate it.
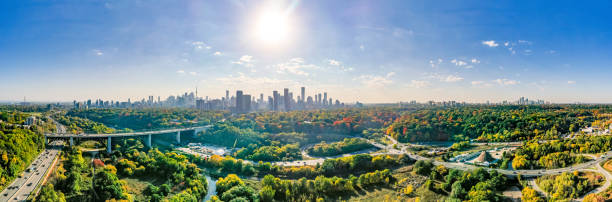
[283,88,290,111]
[273,90,279,111]
[301,87,305,103]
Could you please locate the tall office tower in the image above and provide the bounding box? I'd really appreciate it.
[236,90,244,113]
[318,93,322,105]
[307,96,313,105]
[323,92,327,105]
[301,87,305,103]
[226,90,230,106]
[283,88,290,111]
[268,96,274,110]
[329,98,332,106]
[260,93,264,104]
[273,90,279,111]
[243,94,251,112]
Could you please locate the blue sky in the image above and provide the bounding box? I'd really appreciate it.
[1,0,611,103]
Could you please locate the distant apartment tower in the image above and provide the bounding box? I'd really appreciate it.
[283,88,290,111]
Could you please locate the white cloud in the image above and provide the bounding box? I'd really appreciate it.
[92,49,103,56]
[176,70,185,74]
[425,73,464,83]
[567,80,576,84]
[471,80,493,88]
[191,41,206,50]
[429,58,443,68]
[191,41,212,50]
[326,59,353,72]
[232,55,254,68]
[217,72,291,86]
[471,58,480,64]
[408,80,430,88]
[189,71,197,76]
[443,75,464,82]
[359,45,365,51]
[328,59,341,66]
[504,41,509,47]
[482,40,499,47]
[518,40,532,45]
[494,78,519,86]
[451,59,468,67]
[355,72,395,87]
[273,57,319,76]
[471,81,484,85]
[213,51,222,56]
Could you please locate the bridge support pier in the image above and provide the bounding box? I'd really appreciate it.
[69,137,74,146]
[107,137,112,154]
[176,131,181,144]
[146,134,152,148]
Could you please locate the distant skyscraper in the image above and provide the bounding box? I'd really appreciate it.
[323,92,327,105]
[236,90,244,112]
[273,90,279,111]
[301,87,305,103]
[283,88,290,111]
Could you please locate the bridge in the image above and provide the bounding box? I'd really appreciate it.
[44,125,211,153]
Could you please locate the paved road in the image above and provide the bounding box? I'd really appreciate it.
[45,125,211,138]
[0,142,62,202]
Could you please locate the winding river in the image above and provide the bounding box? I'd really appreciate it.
[203,175,217,202]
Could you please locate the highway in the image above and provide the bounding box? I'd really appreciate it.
[0,141,62,202]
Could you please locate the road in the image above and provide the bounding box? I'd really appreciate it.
[45,125,211,138]
[0,141,62,202]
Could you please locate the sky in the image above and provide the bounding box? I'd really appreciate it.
[1,0,612,103]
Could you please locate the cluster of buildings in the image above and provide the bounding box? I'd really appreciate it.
[395,97,550,107]
[71,87,346,114]
[73,92,197,109]
[196,87,345,113]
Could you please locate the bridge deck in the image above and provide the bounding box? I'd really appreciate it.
[45,126,209,138]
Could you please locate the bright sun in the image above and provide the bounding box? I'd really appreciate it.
[255,9,290,45]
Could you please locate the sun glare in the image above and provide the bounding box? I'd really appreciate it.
[255,9,290,45]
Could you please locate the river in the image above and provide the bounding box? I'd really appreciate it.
[203,175,217,202]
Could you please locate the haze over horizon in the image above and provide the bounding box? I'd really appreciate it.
[2,0,612,103]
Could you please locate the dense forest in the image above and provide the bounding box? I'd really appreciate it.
[513,136,612,169]
[413,160,509,201]
[39,140,208,201]
[387,105,597,142]
[67,108,226,130]
[307,138,373,157]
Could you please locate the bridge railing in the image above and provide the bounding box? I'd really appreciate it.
[46,125,210,136]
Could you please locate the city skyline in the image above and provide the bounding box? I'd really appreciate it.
[2,1,612,103]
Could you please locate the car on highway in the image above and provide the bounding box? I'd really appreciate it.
[27,183,32,186]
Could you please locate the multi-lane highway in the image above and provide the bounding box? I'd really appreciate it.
[0,141,62,202]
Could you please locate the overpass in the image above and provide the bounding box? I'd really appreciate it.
[44,125,211,153]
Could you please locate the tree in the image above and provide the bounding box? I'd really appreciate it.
[260,186,276,202]
[36,184,66,202]
[93,168,127,200]
[216,174,245,195]
[583,193,605,202]
[521,187,544,202]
